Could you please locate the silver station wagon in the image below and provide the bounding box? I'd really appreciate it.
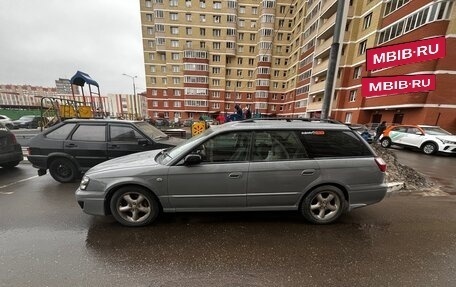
[75,119,388,227]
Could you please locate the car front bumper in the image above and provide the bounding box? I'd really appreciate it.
[75,188,108,216]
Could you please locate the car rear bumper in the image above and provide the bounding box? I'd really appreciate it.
[0,145,23,164]
[348,184,388,210]
[27,155,48,169]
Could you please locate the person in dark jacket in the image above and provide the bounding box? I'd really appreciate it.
[374,121,387,142]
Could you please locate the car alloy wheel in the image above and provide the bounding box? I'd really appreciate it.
[422,142,437,155]
[380,138,391,148]
[49,158,77,183]
[110,186,159,227]
[301,186,345,224]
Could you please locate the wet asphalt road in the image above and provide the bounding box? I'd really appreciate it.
[1,161,456,286]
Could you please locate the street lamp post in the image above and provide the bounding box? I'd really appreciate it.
[122,73,138,119]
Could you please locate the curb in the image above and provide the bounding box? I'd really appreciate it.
[386,182,405,194]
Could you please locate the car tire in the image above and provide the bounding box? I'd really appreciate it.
[422,142,437,155]
[1,161,20,168]
[380,137,391,148]
[110,186,159,227]
[300,185,346,224]
[49,157,78,183]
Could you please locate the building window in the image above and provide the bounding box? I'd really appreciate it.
[213,1,221,9]
[353,66,361,79]
[172,53,179,60]
[169,0,178,6]
[171,40,179,47]
[170,12,178,21]
[252,7,258,14]
[378,1,454,45]
[345,112,352,124]
[186,13,192,21]
[349,90,357,102]
[358,40,367,55]
[200,28,205,36]
[186,27,192,35]
[363,13,372,29]
[213,29,221,37]
[200,14,206,22]
[384,0,410,16]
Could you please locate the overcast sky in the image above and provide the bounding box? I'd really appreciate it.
[0,0,145,94]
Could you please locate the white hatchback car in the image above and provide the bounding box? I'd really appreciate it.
[380,125,456,155]
[0,115,14,129]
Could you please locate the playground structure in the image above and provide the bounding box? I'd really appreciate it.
[39,71,105,130]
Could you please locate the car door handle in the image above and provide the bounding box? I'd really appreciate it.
[301,169,316,175]
[108,144,119,149]
[65,143,77,148]
[228,172,242,179]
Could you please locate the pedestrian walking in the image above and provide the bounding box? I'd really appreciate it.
[374,121,387,142]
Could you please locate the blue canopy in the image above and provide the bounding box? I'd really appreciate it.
[70,71,99,87]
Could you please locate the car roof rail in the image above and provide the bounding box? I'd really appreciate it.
[241,117,344,124]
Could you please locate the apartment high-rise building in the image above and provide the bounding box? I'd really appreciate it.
[140,0,456,132]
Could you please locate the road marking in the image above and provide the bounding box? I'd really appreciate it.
[0,175,38,193]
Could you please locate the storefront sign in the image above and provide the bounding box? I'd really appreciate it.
[362,74,436,97]
[366,36,446,70]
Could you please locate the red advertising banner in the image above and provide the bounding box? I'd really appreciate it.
[366,37,446,71]
[362,74,436,97]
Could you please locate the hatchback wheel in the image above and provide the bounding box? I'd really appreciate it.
[49,158,78,183]
[380,137,391,148]
[422,142,437,155]
[301,186,345,224]
[110,186,159,227]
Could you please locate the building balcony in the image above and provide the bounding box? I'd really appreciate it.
[318,13,336,37]
[314,37,332,57]
[309,80,326,94]
[321,0,337,17]
[307,100,323,111]
[312,59,329,76]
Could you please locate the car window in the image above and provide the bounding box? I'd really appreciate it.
[299,130,372,158]
[45,123,76,140]
[71,125,106,142]
[407,127,422,134]
[421,126,451,135]
[392,126,407,133]
[110,125,145,142]
[192,131,252,163]
[252,131,308,161]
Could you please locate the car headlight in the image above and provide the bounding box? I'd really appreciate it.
[437,138,456,145]
[80,176,90,190]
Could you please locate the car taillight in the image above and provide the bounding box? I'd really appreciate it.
[27,147,31,156]
[8,133,17,144]
[375,157,387,172]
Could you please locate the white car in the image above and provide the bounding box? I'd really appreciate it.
[380,125,456,155]
[0,115,14,129]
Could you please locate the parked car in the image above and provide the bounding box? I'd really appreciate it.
[380,124,456,155]
[153,118,170,128]
[183,119,194,127]
[346,124,374,143]
[27,119,184,183]
[76,119,388,227]
[0,115,15,129]
[0,122,23,168]
[13,115,44,129]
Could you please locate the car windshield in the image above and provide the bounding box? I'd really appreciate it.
[421,126,452,135]
[161,128,214,164]
[135,121,168,139]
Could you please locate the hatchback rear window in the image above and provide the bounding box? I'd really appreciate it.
[299,130,372,157]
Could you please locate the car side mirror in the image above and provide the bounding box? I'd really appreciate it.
[138,138,149,146]
[184,154,202,166]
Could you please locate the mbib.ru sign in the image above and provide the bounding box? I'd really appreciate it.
[362,75,436,97]
[366,37,446,70]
